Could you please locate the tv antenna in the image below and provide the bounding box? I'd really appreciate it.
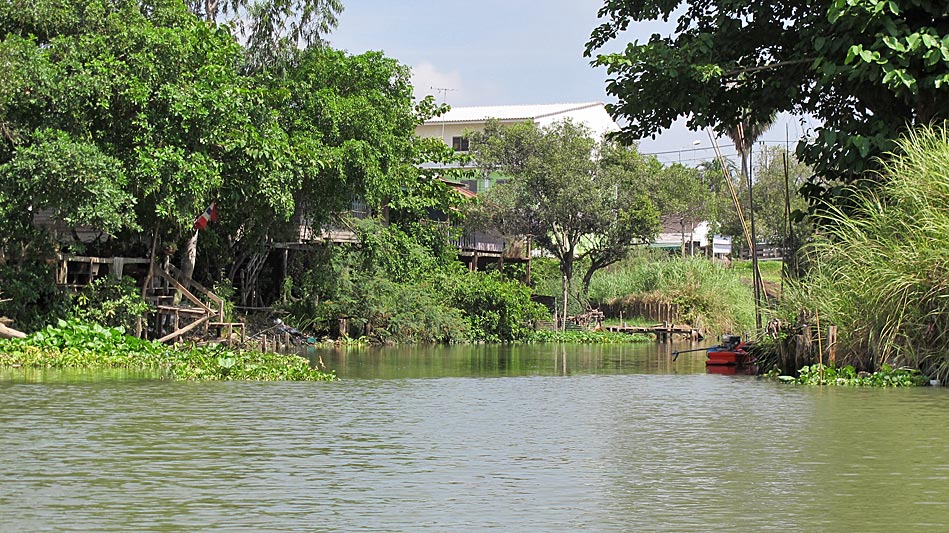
[430,86,456,141]
[430,86,456,104]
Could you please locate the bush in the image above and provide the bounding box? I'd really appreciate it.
[0,261,69,332]
[446,271,549,342]
[280,221,547,344]
[71,276,149,332]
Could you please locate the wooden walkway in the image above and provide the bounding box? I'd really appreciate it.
[607,323,703,342]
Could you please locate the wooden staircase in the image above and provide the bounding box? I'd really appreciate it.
[144,264,245,344]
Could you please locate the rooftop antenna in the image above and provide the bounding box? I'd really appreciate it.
[431,86,456,142]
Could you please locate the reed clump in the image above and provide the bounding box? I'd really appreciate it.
[589,257,755,336]
[781,125,949,381]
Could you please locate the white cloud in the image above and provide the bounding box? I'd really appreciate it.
[411,61,509,106]
[411,62,464,103]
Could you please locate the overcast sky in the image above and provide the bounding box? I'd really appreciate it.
[328,1,816,164]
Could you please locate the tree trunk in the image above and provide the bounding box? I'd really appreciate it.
[560,255,574,332]
[204,0,219,21]
[174,230,199,305]
[0,322,26,339]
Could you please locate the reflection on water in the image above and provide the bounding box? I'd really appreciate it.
[2,343,948,532]
[308,341,712,379]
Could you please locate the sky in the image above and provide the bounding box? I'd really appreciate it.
[327,1,818,165]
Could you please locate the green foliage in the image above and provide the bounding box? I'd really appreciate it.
[198,0,344,70]
[0,1,454,317]
[780,125,949,382]
[588,257,756,335]
[468,119,660,326]
[446,271,549,342]
[280,221,547,344]
[524,329,650,344]
[0,260,69,332]
[0,319,335,381]
[71,276,149,332]
[587,0,949,208]
[792,364,924,387]
[709,147,813,251]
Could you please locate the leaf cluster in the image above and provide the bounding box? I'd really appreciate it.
[587,0,949,208]
[0,318,335,380]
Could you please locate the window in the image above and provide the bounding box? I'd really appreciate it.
[451,136,469,152]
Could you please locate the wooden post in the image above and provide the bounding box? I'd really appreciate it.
[802,324,812,368]
[281,248,289,303]
[828,325,838,367]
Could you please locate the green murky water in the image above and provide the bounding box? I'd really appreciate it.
[2,342,947,531]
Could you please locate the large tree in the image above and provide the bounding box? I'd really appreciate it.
[185,0,343,69]
[586,0,949,209]
[468,119,659,327]
[0,0,456,306]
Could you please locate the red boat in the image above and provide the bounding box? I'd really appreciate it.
[671,335,757,373]
[705,335,752,366]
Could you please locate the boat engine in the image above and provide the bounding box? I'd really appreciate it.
[720,335,742,351]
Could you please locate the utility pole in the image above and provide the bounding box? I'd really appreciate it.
[748,140,762,331]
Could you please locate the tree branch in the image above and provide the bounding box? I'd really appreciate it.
[721,58,816,78]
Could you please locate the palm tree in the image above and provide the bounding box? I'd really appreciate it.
[726,115,775,182]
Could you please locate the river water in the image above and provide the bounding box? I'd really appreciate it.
[2,343,948,532]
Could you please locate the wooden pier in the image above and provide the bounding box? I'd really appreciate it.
[607,323,703,342]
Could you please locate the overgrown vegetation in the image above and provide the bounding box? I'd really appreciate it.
[0,319,335,381]
[587,257,756,335]
[778,126,949,382]
[524,329,650,344]
[279,219,549,344]
[781,364,925,387]
[71,277,149,333]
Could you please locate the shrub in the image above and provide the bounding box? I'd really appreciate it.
[0,261,69,332]
[446,271,549,342]
[71,276,149,332]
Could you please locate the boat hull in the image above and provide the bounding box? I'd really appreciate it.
[706,350,746,366]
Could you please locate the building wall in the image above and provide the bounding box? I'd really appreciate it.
[416,119,523,147]
[415,103,620,148]
[532,106,619,141]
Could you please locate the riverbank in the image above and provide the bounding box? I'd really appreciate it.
[0,320,335,381]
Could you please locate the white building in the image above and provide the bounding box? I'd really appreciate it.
[416,102,619,152]
[652,216,732,258]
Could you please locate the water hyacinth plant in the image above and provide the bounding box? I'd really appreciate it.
[0,319,335,381]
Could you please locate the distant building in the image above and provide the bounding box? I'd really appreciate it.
[652,216,731,258]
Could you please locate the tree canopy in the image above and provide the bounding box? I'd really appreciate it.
[586,0,949,207]
[467,119,659,323]
[0,0,456,305]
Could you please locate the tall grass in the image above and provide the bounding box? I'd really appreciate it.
[589,257,756,335]
[781,125,949,380]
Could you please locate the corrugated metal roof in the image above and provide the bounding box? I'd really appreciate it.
[426,102,604,124]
